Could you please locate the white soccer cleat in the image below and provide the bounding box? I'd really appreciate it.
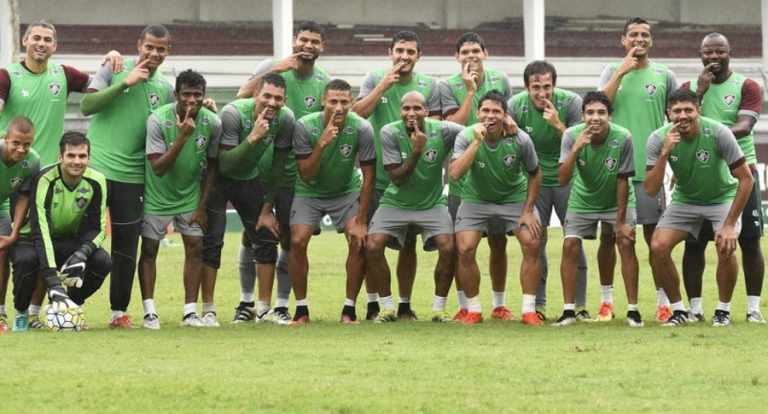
[143,313,161,330]
[181,312,204,327]
[201,311,220,328]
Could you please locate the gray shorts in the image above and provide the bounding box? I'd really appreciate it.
[633,181,665,225]
[657,202,740,239]
[535,185,570,227]
[454,201,539,235]
[369,205,453,251]
[450,195,506,236]
[290,192,359,233]
[564,209,637,240]
[0,215,11,236]
[142,212,203,240]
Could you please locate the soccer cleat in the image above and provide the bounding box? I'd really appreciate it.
[254,308,273,324]
[521,311,543,326]
[575,308,592,321]
[746,310,766,324]
[712,310,731,327]
[626,310,644,328]
[181,312,204,327]
[201,311,220,328]
[662,310,689,327]
[109,314,133,329]
[397,308,418,321]
[366,302,380,321]
[461,311,483,325]
[535,307,547,321]
[271,307,292,325]
[13,312,28,332]
[340,313,359,325]
[28,314,45,329]
[452,308,468,321]
[553,310,577,327]
[0,312,7,326]
[374,310,397,323]
[596,302,615,322]
[656,305,672,322]
[687,311,705,323]
[232,302,256,324]
[291,314,310,326]
[143,313,161,330]
[490,306,515,321]
[430,311,452,323]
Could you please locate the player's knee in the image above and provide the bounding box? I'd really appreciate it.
[520,237,539,257]
[457,242,477,264]
[253,242,278,265]
[487,234,507,250]
[89,249,112,277]
[600,230,616,245]
[290,232,310,252]
[650,236,672,257]
[184,238,203,257]
[436,236,455,257]
[738,237,762,256]
[616,236,634,253]
[563,238,581,257]
[365,236,386,257]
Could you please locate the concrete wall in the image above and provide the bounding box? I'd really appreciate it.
[19,0,761,27]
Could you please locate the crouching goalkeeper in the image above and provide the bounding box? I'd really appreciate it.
[11,132,111,330]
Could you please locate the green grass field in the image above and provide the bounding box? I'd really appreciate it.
[2,231,767,413]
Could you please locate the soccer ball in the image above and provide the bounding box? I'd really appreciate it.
[45,306,84,332]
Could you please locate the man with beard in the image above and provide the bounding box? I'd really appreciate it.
[646,89,753,327]
[438,32,514,322]
[234,22,331,323]
[138,70,220,328]
[352,30,442,320]
[598,17,678,321]
[679,33,765,323]
[365,91,463,323]
[289,79,375,324]
[449,91,543,325]
[553,92,642,327]
[81,25,174,328]
[202,73,295,327]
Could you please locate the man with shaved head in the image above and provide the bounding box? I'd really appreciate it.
[365,91,463,322]
[679,33,765,323]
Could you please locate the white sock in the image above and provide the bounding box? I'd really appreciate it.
[466,295,482,313]
[601,285,614,304]
[240,292,255,303]
[716,301,731,312]
[202,303,216,314]
[0,305,6,315]
[295,299,308,307]
[367,293,379,303]
[747,295,761,313]
[399,296,410,304]
[275,297,289,308]
[432,295,447,312]
[379,295,395,311]
[111,310,124,320]
[183,302,197,316]
[492,291,505,308]
[457,290,468,310]
[521,294,536,314]
[28,304,40,316]
[656,288,670,307]
[670,301,686,312]
[142,299,157,316]
[627,303,638,311]
[564,303,575,311]
[344,298,355,307]
[689,297,703,314]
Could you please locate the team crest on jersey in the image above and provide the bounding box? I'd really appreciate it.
[503,153,517,168]
[21,160,29,169]
[263,135,274,146]
[477,161,486,168]
[696,149,710,163]
[340,144,353,158]
[423,148,438,163]
[703,127,712,136]
[195,135,207,149]
[723,95,736,106]
[525,126,533,134]
[244,120,253,130]
[644,84,657,96]
[148,93,160,107]
[381,96,389,104]
[48,82,62,96]
[417,79,428,87]
[9,177,22,190]
[521,105,529,114]
[75,195,88,209]
[604,156,617,171]
[304,96,317,109]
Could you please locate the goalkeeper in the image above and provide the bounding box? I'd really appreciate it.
[11,132,111,330]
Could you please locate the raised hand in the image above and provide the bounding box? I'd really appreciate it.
[410,123,427,155]
[662,124,681,156]
[247,108,271,144]
[542,99,563,131]
[618,46,640,76]
[176,107,196,137]
[124,59,150,87]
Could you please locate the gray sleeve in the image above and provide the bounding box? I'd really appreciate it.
[619,136,634,175]
[275,110,295,150]
[380,125,402,166]
[145,114,167,155]
[426,78,442,114]
[518,131,539,173]
[565,93,583,127]
[597,65,616,90]
[87,61,114,91]
[646,132,663,167]
[715,124,745,165]
[506,97,517,119]
[451,129,472,160]
[357,72,379,100]
[207,116,222,158]
[292,120,313,156]
[438,80,459,115]
[441,121,464,151]
[500,73,513,101]
[357,120,376,163]
[164,79,175,103]
[219,105,243,148]
[559,129,576,163]
[666,68,679,95]
[251,58,278,78]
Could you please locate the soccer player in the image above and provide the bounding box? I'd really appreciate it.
[289,79,375,324]
[352,30,442,320]
[553,92,642,327]
[11,132,110,331]
[680,33,765,323]
[233,22,330,324]
[138,70,220,328]
[449,92,542,325]
[365,91,463,323]
[646,89,753,327]
[0,117,40,332]
[81,25,174,328]
[508,60,591,321]
[207,73,294,325]
[439,32,514,321]
[598,17,678,321]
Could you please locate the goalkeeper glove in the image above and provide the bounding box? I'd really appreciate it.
[48,286,80,313]
[59,242,95,288]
